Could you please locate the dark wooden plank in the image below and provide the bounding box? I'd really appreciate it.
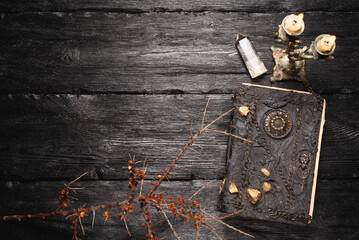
[317,94,359,179]
[0,93,358,180]
[1,0,359,13]
[0,94,232,180]
[0,12,358,93]
[0,179,358,240]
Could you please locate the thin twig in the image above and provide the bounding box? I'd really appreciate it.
[78,215,85,236]
[203,133,225,148]
[103,207,113,225]
[209,225,225,230]
[147,134,196,196]
[207,209,244,222]
[68,172,88,186]
[66,187,84,191]
[206,129,252,143]
[139,158,148,197]
[161,210,181,240]
[188,179,217,201]
[140,206,154,239]
[73,220,79,240]
[3,200,128,221]
[192,143,203,149]
[203,108,235,131]
[68,196,79,200]
[201,96,211,130]
[190,120,193,139]
[196,225,200,240]
[189,147,202,155]
[123,217,131,236]
[91,209,95,229]
[201,209,254,238]
[103,216,108,225]
[203,223,223,240]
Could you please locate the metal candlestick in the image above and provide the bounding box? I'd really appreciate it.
[271,13,336,93]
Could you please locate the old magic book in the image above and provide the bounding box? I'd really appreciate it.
[220,83,326,224]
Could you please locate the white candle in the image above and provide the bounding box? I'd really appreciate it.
[285,13,304,32]
[282,13,305,36]
[317,35,336,52]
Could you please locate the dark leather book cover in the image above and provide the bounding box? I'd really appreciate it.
[219,83,326,224]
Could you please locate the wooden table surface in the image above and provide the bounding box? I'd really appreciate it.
[0,1,358,239]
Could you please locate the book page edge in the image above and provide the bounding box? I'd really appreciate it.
[242,83,312,95]
[240,83,325,224]
[308,98,326,223]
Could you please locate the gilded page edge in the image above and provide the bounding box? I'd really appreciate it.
[308,99,326,223]
[242,83,312,95]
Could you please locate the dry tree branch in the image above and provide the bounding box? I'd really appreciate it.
[196,225,200,240]
[201,209,255,238]
[188,179,217,201]
[140,205,155,239]
[91,210,95,229]
[201,96,211,130]
[147,106,237,197]
[202,133,226,148]
[67,172,88,187]
[161,210,181,240]
[190,120,193,139]
[78,215,85,235]
[3,200,128,221]
[202,223,223,240]
[206,129,252,143]
[192,143,203,149]
[207,209,244,223]
[123,216,132,237]
[203,107,235,130]
[2,98,253,240]
[189,147,202,155]
[139,158,148,197]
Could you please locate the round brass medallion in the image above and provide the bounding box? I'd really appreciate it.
[264,110,293,139]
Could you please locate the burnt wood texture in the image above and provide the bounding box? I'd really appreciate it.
[0,1,358,239]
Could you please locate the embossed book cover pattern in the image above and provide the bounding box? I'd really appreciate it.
[220,84,325,224]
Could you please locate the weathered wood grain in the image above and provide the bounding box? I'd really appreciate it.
[1,179,358,240]
[1,12,357,93]
[1,0,359,13]
[0,94,358,180]
[0,1,357,239]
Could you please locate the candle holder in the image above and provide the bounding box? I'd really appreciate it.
[271,13,336,92]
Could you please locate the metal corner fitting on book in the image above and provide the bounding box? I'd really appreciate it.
[235,33,267,79]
